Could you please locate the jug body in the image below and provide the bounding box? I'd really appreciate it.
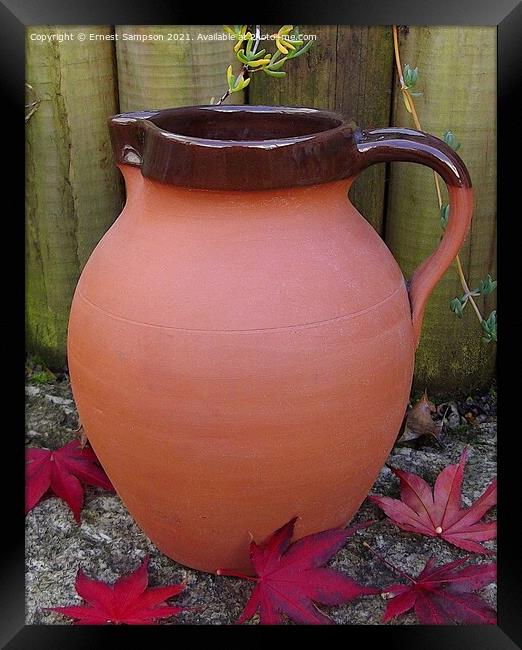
[68,171,414,572]
[67,105,472,572]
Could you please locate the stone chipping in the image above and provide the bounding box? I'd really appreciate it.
[25,379,496,625]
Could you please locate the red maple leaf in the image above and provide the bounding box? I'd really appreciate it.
[26,440,114,523]
[217,517,379,625]
[47,556,186,625]
[370,449,496,553]
[382,556,497,624]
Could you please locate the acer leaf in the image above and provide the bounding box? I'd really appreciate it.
[398,390,442,442]
[217,518,379,625]
[47,556,186,624]
[26,440,114,523]
[370,450,496,553]
[382,556,496,624]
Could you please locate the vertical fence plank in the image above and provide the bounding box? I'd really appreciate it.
[26,25,496,394]
[26,26,123,369]
[386,26,496,394]
[248,26,338,110]
[116,26,241,111]
[249,25,393,233]
[336,26,394,233]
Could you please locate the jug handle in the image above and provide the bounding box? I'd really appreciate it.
[354,127,473,347]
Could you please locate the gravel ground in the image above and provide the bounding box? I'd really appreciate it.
[25,377,497,625]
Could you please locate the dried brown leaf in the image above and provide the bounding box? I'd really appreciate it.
[398,390,442,442]
[74,424,88,449]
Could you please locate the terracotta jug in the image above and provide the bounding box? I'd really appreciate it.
[68,105,472,573]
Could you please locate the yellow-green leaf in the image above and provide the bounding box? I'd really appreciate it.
[247,57,271,68]
[263,68,286,78]
[280,38,296,51]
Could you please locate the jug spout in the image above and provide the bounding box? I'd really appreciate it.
[109,110,161,168]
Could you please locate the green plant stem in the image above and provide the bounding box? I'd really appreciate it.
[215,87,233,105]
[392,25,484,326]
[454,257,483,322]
[216,25,261,105]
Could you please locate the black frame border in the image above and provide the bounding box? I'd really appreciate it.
[7,0,519,645]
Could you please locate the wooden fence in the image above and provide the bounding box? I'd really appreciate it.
[25,25,496,394]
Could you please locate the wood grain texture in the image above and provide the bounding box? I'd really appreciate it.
[249,26,394,233]
[115,26,242,110]
[386,27,496,394]
[26,26,123,368]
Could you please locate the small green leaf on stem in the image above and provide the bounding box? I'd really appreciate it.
[481,310,497,343]
[286,37,313,59]
[478,274,497,296]
[451,297,465,317]
[443,130,461,151]
[226,65,250,93]
[403,64,418,89]
[262,68,287,78]
[273,25,301,55]
[266,56,288,71]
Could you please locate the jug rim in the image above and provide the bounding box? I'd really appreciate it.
[109,104,363,191]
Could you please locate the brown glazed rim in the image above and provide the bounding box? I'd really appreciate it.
[109,105,362,191]
[109,104,471,191]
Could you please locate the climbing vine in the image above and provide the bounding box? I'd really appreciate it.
[392,25,497,343]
